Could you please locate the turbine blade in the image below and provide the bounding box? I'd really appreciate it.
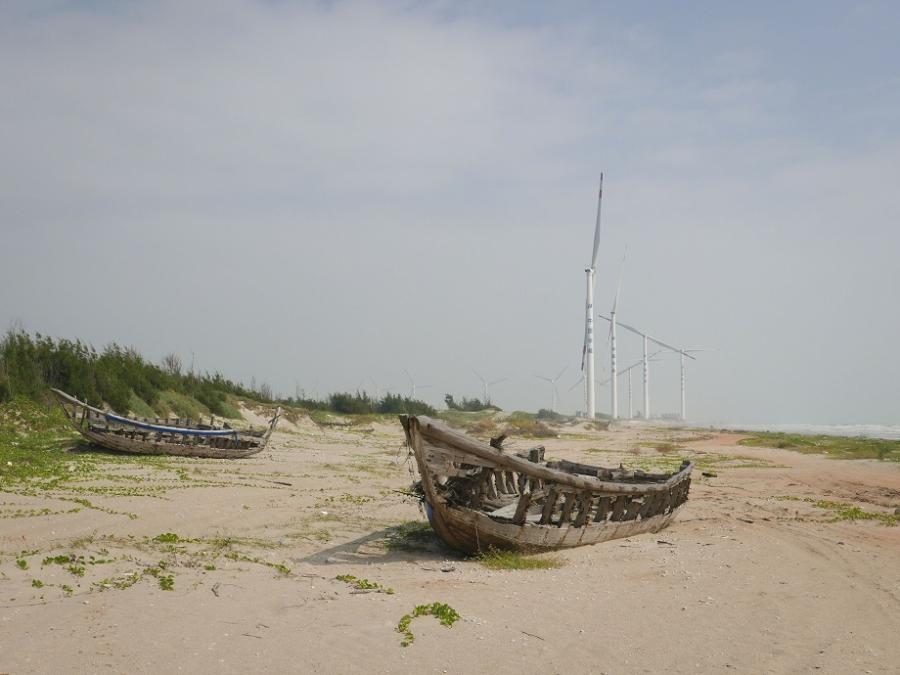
[489,378,507,386]
[613,320,690,356]
[611,245,627,315]
[590,174,603,269]
[554,365,568,382]
[568,376,584,393]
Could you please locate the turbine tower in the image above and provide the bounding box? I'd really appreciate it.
[598,316,692,421]
[472,370,507,404]
[536,366,568,413]
[403,369,431,400]
[581,176,604,419]
[607,247,627,420]
[597,351,663,419]
[675,349,706,421]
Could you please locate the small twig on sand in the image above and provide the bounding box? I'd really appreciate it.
[241,633,262,639]
[211,583,220,597]
[391,489,419,499]
[521,631,545,641]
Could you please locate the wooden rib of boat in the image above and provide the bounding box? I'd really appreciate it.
[52,388,281,459]
[400,415,693,553]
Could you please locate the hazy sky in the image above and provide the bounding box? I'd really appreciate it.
[2,1,899,425]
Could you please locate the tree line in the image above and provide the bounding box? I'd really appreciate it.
[0,329,435,417]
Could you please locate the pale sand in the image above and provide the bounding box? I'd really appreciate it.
[2,414,899,674]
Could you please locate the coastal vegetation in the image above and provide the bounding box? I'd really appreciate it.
[739,431,900,461]
[476,549,564,570]
[396,602,460,647]
[0,327,435,420]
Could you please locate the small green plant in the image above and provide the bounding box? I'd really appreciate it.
[154,532,181,543]
[43,554,76,566]
[158,575,175,591]
[15,558,28,570]
[66,564,86,577]
[396,602,460,647]
[335,574,394,594]
[476,549,564,570]
[31,579,44,588]
[204,564,216,571]
[60,584,74,596]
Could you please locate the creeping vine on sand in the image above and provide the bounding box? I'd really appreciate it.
[395,602,460,647]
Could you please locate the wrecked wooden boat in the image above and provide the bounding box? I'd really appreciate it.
[399,415,692,553]
[52,388,281,459]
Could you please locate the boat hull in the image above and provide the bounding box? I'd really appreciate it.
[52,388,279,460]
[426,497,677,554]
[401,415,692,554]
[80,428,265,459]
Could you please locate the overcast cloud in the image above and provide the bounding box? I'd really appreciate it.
[1,1,898,425]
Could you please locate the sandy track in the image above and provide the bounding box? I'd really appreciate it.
[1,422,898,674]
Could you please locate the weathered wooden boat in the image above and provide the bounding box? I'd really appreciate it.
[400,415,693,553]
[52,388,281,459]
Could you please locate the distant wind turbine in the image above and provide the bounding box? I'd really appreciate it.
[598,351,663,419]
[536,366,568,412]
[403,369,431,399]
[607,246,627,420]
[367,377,386,399]
[472,370,506,404]
[598,316,691,421]
[673,348,707,421]
[581,176,604,420]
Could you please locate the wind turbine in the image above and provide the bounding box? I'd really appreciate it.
[403,369,431,400]
[611,351,662,419]
[672,348,707,421]
[536,366,568,412]
[581,176,604,419]
[472,370,506,404]
[367,377,387,400]
[598,316,691,421]
[607,247,627,420]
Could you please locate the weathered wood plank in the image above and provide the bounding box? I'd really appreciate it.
[558,492,577,527]
[572,492,594,528]
[539,488,559,525]
[610,495,626,521]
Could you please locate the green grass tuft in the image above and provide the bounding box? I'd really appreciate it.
[153,532,181,543]
[476,549,565,570]
[383,521,439,552]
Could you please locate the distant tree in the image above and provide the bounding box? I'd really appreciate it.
[161,353,183,377]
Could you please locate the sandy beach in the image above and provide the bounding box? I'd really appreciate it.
[2,412,899,674]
